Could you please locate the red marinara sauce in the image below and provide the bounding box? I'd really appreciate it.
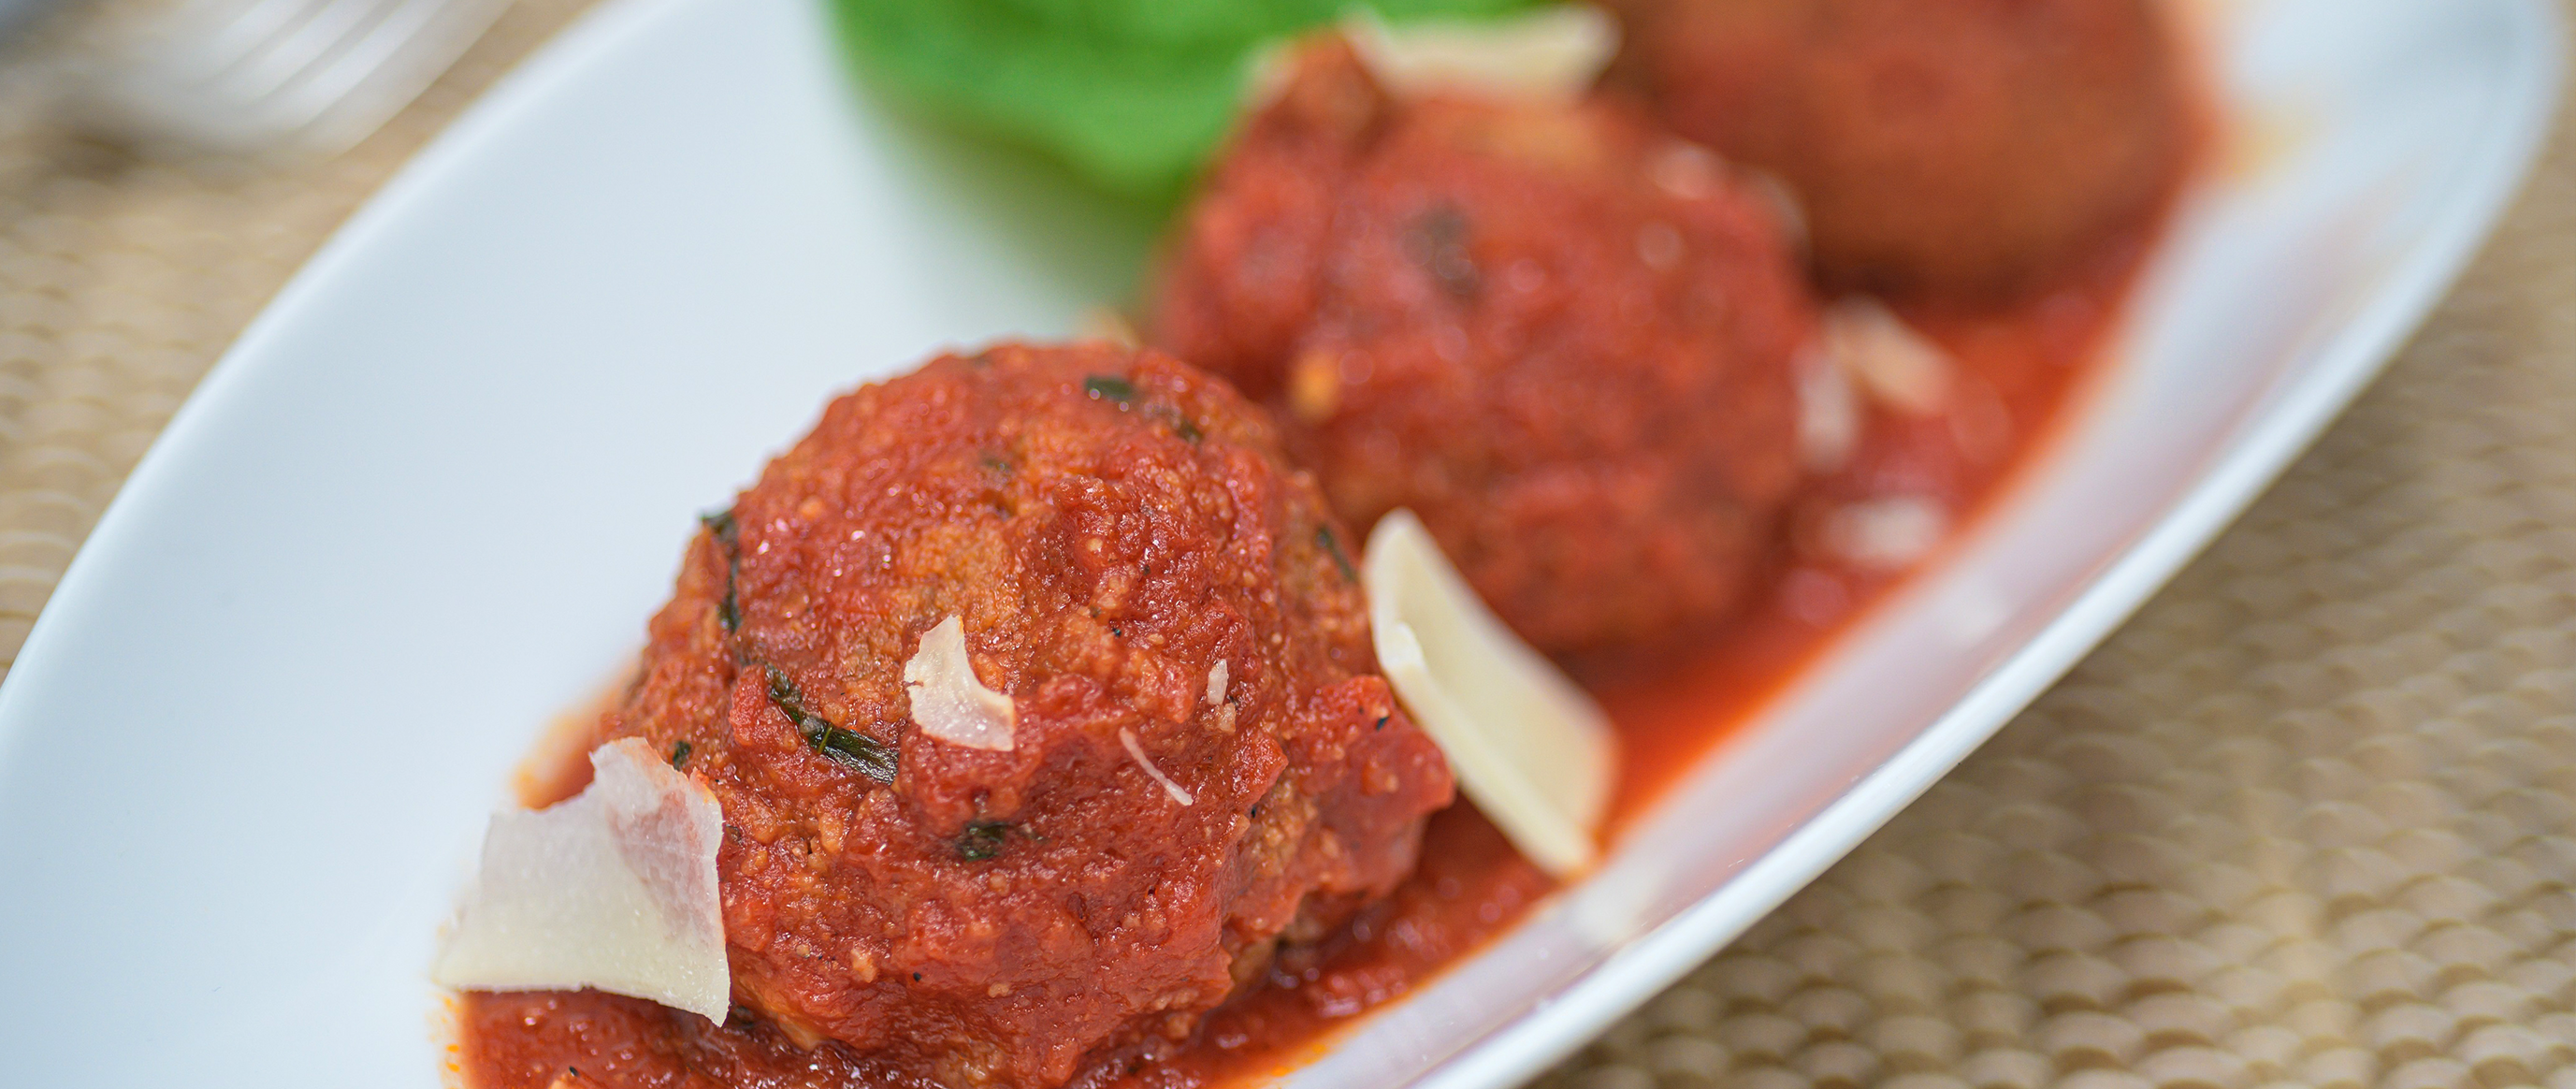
[456,18,2206,1077]
[1083,213,2172,1089]
[453,223,2158,1089]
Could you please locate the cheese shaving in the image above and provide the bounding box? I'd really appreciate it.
[1205,661,1229,707]
[1744,168,1810,255]
[1825,496,1949,571]
[1076,306,1139,347]
[1363,509,1614,877]
[904,615,1017,751]
[1120,727,1195,806]
[432,738,730,1022]
[1345,6,1617,105]
[1824,297,1952,415]
[1797,345,1862,473]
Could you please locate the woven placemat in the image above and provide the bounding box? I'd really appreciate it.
[0,4,2569,1089]
[0,0,601,661]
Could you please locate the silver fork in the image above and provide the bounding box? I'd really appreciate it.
[72,0,515,157]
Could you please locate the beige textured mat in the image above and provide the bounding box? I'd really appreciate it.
[0,4,2569,1089]
[1534,28,2576,1089]
[0,0,598,661]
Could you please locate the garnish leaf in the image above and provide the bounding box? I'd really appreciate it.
[699,507,739,544]
[1316,524,1358,582]
[1083,375,1137,404]
[703,506,743,632]
[956,821,1010,861]
[826,0,1539,199]
[768,668,899,784]
[818,727,899,782]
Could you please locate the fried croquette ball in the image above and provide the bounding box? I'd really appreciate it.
[1614,0,2195,301]
[1153,39,1815,655]
[596,341,1454,1087]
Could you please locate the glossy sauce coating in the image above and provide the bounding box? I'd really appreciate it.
[1151,39,1816,658]
[461,23,2196,1089]
[459,231,2154,1089]
[1612,0,2194,303]
[464,342,1453,1089]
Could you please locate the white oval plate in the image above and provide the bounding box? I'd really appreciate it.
[0,1,2558,1085]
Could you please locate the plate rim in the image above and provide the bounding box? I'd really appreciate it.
[1407,5,2569,1088]
[0,0,701,728]
[0,0,2562,1085]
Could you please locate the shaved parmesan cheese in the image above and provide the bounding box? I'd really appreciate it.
[1824,298,1952,415]
[1825,495,1950,571]
[1077,306,1139,347]
[1239,40,1302,116]
[1120,727,1195,806]
[1797,346,1862,474]
[904,615,1017,751]
[1744,168,1810,255]
[1363,509,1614,877]
[1346,6,1617,105]
[1647,141,1725,202]
[433,738,729,1022]
[1205,661,1229,706]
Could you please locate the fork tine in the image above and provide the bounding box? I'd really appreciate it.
[213,0,404,105]
[268,0,514,153]
[71,0,509,156]
[260,0,476,136]
[155,0,332,84]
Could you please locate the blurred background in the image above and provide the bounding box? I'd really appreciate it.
[0,2,2568,1089]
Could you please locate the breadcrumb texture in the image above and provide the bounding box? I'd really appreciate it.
[1152,38,1815,655]
[557,341,1453,1088]
[1613,0,2195,301]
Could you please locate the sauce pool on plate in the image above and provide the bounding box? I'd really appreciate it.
[456,217,2160,1089]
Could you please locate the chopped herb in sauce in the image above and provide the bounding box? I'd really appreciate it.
[670,740,692,768]
[1406,204,1481,300]
[702,506,743,632]
[817,729,897,779]
[1316,525,1357,582]
[763,668,804,720]
[1083,375,1137,404]
[766,668,898,783]
[956,821,1010,861]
